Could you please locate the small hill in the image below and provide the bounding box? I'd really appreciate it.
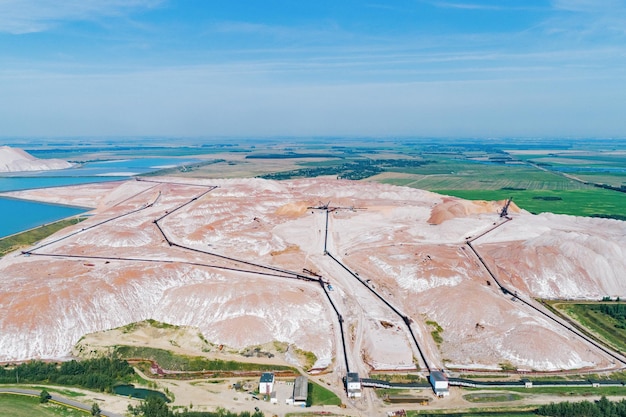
[0,146,72,172]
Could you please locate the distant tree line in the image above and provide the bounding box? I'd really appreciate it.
[128,396,264,417]
[594,183,626,194]
[537,396,626,417]
[0,357,134,392]
[245,152,339,159]
[592,214,626,221]
[259,158,430,181]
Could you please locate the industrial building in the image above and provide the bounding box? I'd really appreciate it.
[293,376,308,406]
[346,372,362,398]
[259,372,275,396]
[429,371,449,397]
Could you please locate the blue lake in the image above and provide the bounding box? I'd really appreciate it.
[0,156,199,238]
[0,197,87,238]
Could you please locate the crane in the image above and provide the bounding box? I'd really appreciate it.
[499,197,513,218]
[307,201,366,213]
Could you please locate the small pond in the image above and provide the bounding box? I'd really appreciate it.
[113,384,170,402]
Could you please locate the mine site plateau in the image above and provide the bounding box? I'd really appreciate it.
[1,175,626,414]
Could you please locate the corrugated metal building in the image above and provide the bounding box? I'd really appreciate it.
[293,376,308,406]
[429,371,449,397]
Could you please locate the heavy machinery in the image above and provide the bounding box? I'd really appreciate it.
[499,197,513,218]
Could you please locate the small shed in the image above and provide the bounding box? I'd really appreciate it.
[259,372,275,395]
[293,376,308,406]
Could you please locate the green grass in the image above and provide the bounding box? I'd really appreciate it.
[426,320,444,345]
[293,347,317,370]
[370,373,426,383]
[0,393,88,416]
[374,388,411,398]
[410,412,536,417]
[31,388,86,398]
[548,302,626,354]
[473,385,626,396]
[371,151,626,218]
[114,345,294,372]
[285,414,344,417]
[0,217,85,257]
[307,381,342,406]
[463,393,523,403]
[383,158,582,190]
[431,188,625,217]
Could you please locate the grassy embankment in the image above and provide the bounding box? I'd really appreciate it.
[463,393,523,403]
[408,411,537,417]
[0,393,87,417]
[543,301,626,354]
[113,345,296,376]
[0,217,85,257]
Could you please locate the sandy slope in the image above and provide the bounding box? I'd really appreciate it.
[1,178,625,374]
[0,146,72,172]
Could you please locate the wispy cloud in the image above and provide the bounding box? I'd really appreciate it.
[537,0,626,38]
[551,0,624,12]
[428,1,545,11]
[0,0,163,34]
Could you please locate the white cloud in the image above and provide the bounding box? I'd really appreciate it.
[0,0,162,34]
[429,1,544,11]
[551,0,624,12]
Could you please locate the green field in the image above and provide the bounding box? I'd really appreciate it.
[463,393,523,403]
[547,302,626,354]
[474,385,626,396]
[0,394,87,416]
[431,188,625,217]
[372,155,624,218]
[307,381,342,406]
[0,217,85,257]
[410,409,537,417]
[114,345,294,373]
[154,139,626,219]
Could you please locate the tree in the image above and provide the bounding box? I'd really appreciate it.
[127,395,172,417]
[39,389,51,403]
[91,402,101,416]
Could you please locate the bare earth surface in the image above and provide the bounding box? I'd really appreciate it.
[0,146,72,172]
[2,177,626,414]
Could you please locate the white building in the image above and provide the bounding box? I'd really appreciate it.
[429,371,449,397]
[346,372,362,398]
[259,372,274,395]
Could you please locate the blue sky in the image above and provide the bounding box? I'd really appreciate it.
[1,0,625,138]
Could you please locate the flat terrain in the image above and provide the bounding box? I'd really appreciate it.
[0,394,87,417]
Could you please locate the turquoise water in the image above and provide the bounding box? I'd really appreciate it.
[0,176,127,192]
[0,155,199,238]
[2,156,200,180]
[0,197,87,238]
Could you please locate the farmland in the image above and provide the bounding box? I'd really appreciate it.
[166,137,626,219]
